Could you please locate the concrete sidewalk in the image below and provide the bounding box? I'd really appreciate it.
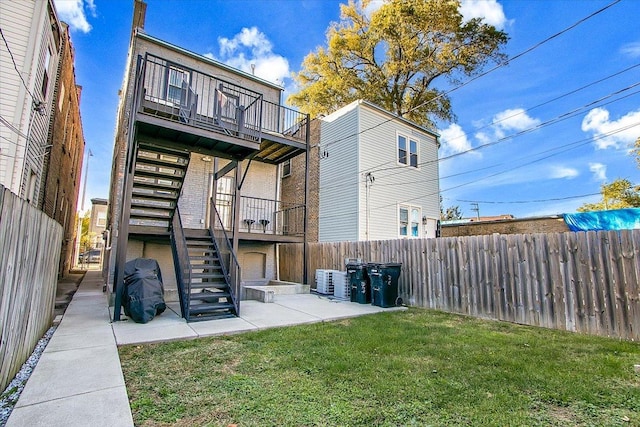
[6,271,134,427]
[6,270,405,426]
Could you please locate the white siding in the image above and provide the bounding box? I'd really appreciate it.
[358,104,440,240]
[317,101,440,242]
[319,105,360,242]
[0,0,59,202]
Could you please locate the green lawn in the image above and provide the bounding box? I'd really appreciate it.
[119,308,640,426]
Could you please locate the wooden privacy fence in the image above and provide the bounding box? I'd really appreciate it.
[279,229,640,340]
[0,185,63,391]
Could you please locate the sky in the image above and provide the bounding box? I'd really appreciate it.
[52,0,640,219]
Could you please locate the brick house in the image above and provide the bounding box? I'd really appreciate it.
[40,22,85,277]
[104,0,310,322]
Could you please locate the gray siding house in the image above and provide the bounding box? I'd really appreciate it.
[319,100,440,242]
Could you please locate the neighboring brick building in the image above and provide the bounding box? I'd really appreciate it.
[280,118,320,242]
[39,22,85,277]
[441,215,569,237]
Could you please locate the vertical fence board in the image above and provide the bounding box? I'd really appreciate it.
[0,186,63,391]
[280,229,640,340]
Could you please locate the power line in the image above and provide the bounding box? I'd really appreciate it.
[317,62,640,189]
[315,0,621,152]
[454,193,602,205]
[317,121,640,221]
[0,27,44,112]
[318,83,640,192]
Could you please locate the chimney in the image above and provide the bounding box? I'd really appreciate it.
[131,0,147,38]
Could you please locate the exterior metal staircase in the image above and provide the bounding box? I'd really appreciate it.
[182,228,237,321]
[129,143,190,229]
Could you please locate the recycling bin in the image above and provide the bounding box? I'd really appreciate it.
[346,263,370,304]
[371,263,402,308]
[365,263,383,306]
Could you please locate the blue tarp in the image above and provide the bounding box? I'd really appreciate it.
[563,208,640,231]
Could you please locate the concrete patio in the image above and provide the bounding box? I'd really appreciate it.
[6,270,405,426]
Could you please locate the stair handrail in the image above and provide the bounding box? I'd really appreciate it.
[170,206,192,319]
[209,197,241,315]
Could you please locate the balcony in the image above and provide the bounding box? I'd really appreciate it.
[213,195,305,243]
[133,53,308,164]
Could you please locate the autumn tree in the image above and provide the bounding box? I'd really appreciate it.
[289,0,508,127]
[577,179,640,212]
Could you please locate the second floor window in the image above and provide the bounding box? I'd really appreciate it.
[398,134,418,167]
[167,66,189,104]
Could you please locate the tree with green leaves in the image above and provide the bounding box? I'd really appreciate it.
[577,179,640,212]
[439,196,463,220]
[289,0,508,128]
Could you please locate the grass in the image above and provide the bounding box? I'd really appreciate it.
[119,308,640,426]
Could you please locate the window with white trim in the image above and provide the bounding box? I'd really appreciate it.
[399,205,421,238]
[166,66,189,104]
[41,45,52,99]
[397,134,418,167]
[281,159,291,178]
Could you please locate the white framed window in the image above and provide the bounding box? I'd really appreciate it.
[96,211,107,227]
[166,66,189,104]
[397,133,418,167]
[41,45,52,99]
[399,205,421,238]
[281,159,291,178]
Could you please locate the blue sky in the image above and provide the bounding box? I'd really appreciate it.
[53,0,640,219]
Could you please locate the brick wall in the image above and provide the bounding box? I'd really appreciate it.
[40,23,84,277]
[441,216,569,237]
[280,118,320,242]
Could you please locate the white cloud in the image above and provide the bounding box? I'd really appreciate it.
[208,27,290,86]
[581,107,640,149]
[439,123,477,157]
[459,0,509,29]
[53,0,93,33]
[549,165,579,179]
[589,162,607,181]
[494,108,540,132]
[620,41,640,58]
[479,108,541,140]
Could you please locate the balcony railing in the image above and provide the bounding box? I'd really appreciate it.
[138,53,308,146]
[214,194,305,237]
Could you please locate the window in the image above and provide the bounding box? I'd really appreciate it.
[281,159,291,178]
[398,134,418,167]
[96,211,107,227]
[41,45,52,99]
[58,83,65,111]
[399,205,421,238]
[166,66,189,104]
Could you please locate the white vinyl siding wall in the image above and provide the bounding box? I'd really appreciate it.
[319,106,360,242]
[357,105,440,240]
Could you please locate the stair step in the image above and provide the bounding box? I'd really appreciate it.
[130,209,172,219]
[133,177,182,189]
[138,143,191,159]
[184,229,211,239]
[131,198,175,210]
[132,187,179,200]
[191,264,223,271]
[191,272,225,280]
[189,302,235,315]
[135,164,186,179]
[136,151,189,168]
[190,291,231,301]
[187,311,237,322]
[186,240,215,247]
[190,282,227,289]
[189,255,220,262]
[129,218,170,228]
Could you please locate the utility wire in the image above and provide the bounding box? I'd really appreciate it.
[0,27,43,109]
[315,0,621,152]
[317,121,640,221]
[317,63,640,189]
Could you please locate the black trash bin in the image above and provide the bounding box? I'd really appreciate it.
[371,263,402,308]
[346,263,370,304]
[365,263,383,306]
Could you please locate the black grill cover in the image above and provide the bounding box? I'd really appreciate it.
[123,258,166,323]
